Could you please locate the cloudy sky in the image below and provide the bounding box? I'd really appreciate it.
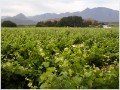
[1,0,119,16]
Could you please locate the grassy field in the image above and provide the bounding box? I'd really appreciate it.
[1,27,119,89]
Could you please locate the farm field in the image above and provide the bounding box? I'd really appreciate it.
[1,27,119,89]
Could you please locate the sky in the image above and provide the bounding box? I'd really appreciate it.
[1,0,119,16]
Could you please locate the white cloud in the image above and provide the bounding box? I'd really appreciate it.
[1,0,119,16]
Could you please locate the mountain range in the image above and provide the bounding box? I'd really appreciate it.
[1,7,119,25]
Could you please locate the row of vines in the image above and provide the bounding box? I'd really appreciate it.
[1,27,119,89]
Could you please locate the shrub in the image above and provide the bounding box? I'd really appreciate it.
[2,21,17,27]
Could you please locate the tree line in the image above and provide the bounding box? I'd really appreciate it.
[36,16,100,27]
[2,16,105,27]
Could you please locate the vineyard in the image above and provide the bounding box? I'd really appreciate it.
[1,27,119,89]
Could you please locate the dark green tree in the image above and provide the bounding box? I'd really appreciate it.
[36,20,59,27]
[52,20,58,27]
[2,21,17,27]
[44,21,54,27]
[36,21,45,27]
[58,16,84,27]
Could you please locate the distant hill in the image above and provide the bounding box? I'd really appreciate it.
[79,7,119,22]
[2,7,119,25]
[28,7,119,22]
[1,16,11,19]
[1,13,37,25]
